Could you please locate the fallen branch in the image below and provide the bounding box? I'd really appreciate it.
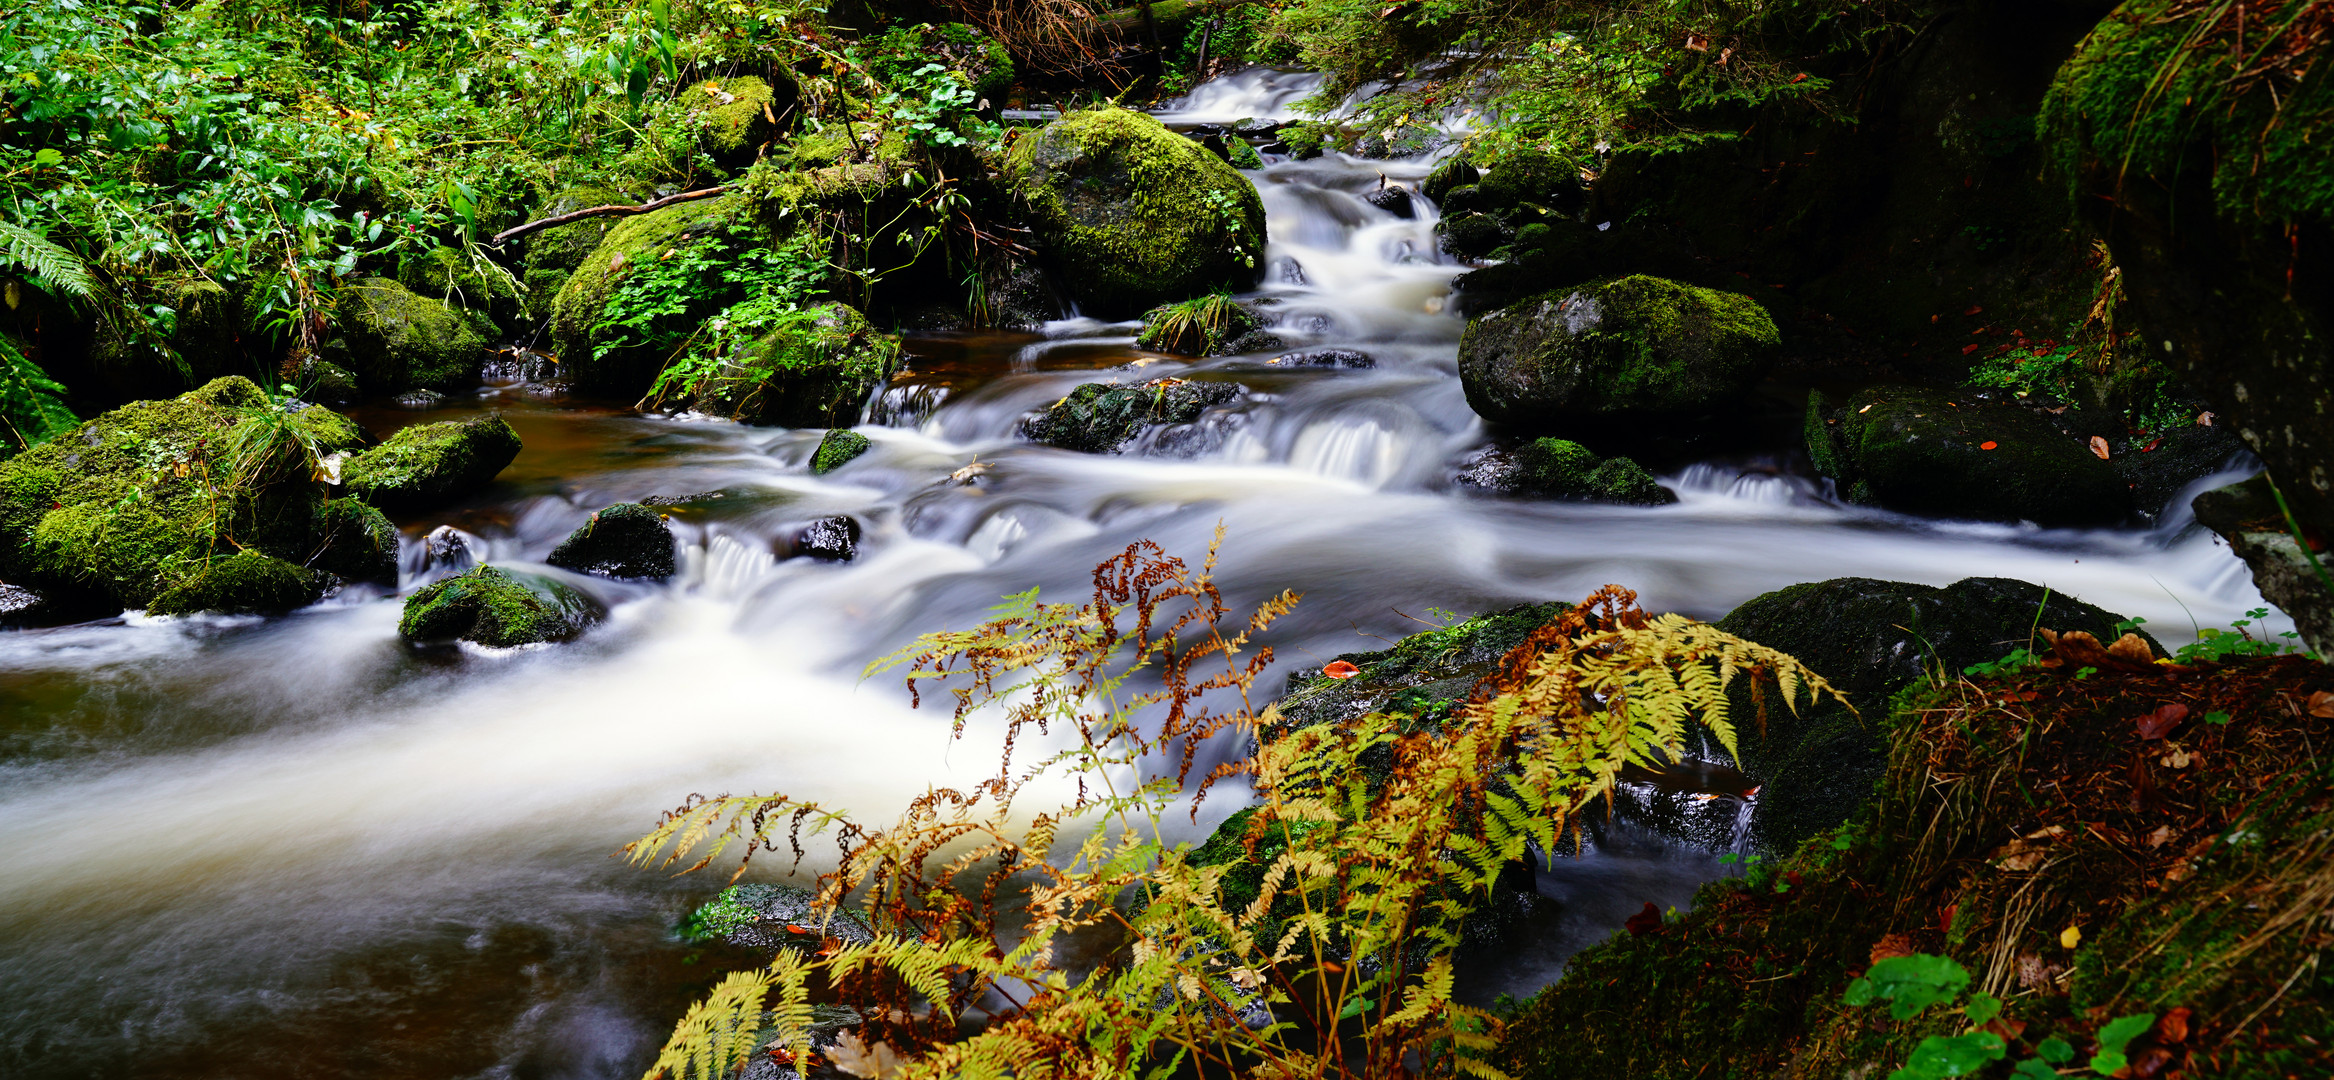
[488,186,729,246]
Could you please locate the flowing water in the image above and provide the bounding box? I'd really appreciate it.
[0,70,2284,1078]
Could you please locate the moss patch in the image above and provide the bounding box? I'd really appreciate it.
[147,549,319,615]
[397,564,585,647]
[1457,275,1780,426]
[547,194,742,394]
[335,277,489,392]
[686,76,779,166]
[1511,437,1675,506]
[341,413,522,509]
[308,496,398,583]
[1005,107,1267,318]
[684,302,900,428]
[810,428,870,474]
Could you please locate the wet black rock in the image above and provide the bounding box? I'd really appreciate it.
[1805,386,2131,526]
[1458,276,1780,426]
[421,525,478,573]
[393,389,447,409]
[682,882,876,951]
[1273,601,1575,740]
[1363,185,1415,218]
[641,490,729,508]
[793,515,860,562]
[1422,157,1480,204]
[2193,473,2334,657]
[1020,378,1244,454]
[546,503,676,580]
[1716,576,2159,851]
[1505,437,1676,506]
[1264,348,1374,369]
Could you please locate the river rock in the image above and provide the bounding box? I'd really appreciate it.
[1507,438,1676,506]
[1264,348,1373,369]
[342,414,523,509]
[677,302,901,428]
[1804,386,2131,526]
[309,497,400,583]
[810,429,870,474]
[0,376,368,613]
[548,194,741,396]
[1422,157,1479,204]
[546,503,675,580]
[397,564,590,647]
[687,75,783,167]
[1005,107,1267,318]
[148,551,322,616]
[1457,275,1780,427]
[1364,185,1415,218]
[793,515,859,562]
[2193,473,2334,657]
[1272,602,1575,742]
[1021,379,1243,454]
[682,882,875,951]
[333,277,489,392]
[1716,576,2158,851]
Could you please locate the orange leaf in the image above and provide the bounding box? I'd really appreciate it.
[1962,344,1980,355]
[1323,660,1362,679]
[2309,690,2334,718]
[1980,441,1998,450]
[1964,305,1983,315]
[1790,72,1809,84]
[2135,703,2188,740]
[2089,435,2110,460]
[2158,1006,2192,1044]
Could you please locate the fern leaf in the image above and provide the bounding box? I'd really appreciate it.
[0,221,95,302]
[0,335,74,452]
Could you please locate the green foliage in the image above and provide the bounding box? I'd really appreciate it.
[0,333,75,454]
[1844,953,2157,1080]
[0,219,95,301]
[594,220,830,378]
[627,539,1843,1079]
[1135,292,1257,355]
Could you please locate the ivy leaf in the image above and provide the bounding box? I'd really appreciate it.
[2035,1036,2074,1064]
[1904,1031,2006,1077]
[1851,953,1972,1020]
[2091,1012,2155,1073]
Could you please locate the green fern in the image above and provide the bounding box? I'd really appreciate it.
[0,221,96,303]
[0,335,76,454]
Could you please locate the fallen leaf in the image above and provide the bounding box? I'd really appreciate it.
[2061,924,2082,949]
[2016,951,2061,989]
[2107,633,2156,663]
[1938,904,1957,934]
[1870,933,1915,963]
[1858,403,1874,413]
[2157,1006,2192,1044]
[1980,441,1998,450]
[2136,703,2189,740]
[1984,1017,2030,1041]
[1323,660,1362,679]
[2141,436,2163,452]
[1625,902,1662,935]
[1962,343,1981,355]
[1964,305,1984,315]
[2197,410,2216,426]
[2089,435,2111,459]
[1790,72,1809,83]
[2308,690,2334,718]
[2146,825,2178,848]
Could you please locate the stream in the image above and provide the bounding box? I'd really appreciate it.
[0,69,2281,1080]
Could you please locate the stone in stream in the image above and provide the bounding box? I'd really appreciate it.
[1020,379,1244,454]
[397,564,593,647]
[682,882,875,951]
[0,376,370,615]
[341,413,523,509]
[1265,348,1374,369]
[330,277,490,393]
[2193,473,2334,657]
[792,515,860,562]
[669,302,902,429]
[1005,107,1268,318]
[546,503,676,580]
[1458,275,1780,427]
[809,428,871,475]
[1715,576,2158,851]
[308,497,400,584]
[1505,437,1676,506]
[1803,385,2130,526]
[1363,185,1415,218]
[421,525,479,573]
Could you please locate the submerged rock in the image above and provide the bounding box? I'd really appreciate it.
[1458,275,1779,426]
[1804,385,2130,526]
[810,428,870,475]
[1006,107,1268,318]
[1508,438,1676,506]
[546,503,675,580]
[793,515,860,562]
[1021,379,1243,454]
[673,302,901,428]
[342,414,523,509]
[1716,575,2157,851]
[333,277,489,392]
[397,564,589,647]
[0,376,367,613]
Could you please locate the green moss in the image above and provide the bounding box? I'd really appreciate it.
[336,277,489,391]
[1422,156,1479,203]
[688,76,778,164]
[341,413,523,508]
[1457,275,1780,425]
[396,245,520,320]
[308,497,398,582]
[1511,437,1675,505]
[1225,137,1263,171]
[686,302,900,427]
[147,549,320,615]
[1806,385,2129,526]
[545,502,675,580]
[1005,107,1268,318]
[165,278,241,382]
[810,428,870,474]
[521,185,633,277]
[547,194,741,393]
[397,564,586,647]
[1020,378,1242,453]
[1136,294,1264,356]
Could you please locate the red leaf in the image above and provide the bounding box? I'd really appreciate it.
[1323,660,1362,679]
[1790,73,1809,84]
[1964,305,1983,315]
[1625,902,1662,935]
[1980,441,1998,450]
[1938,904,1957,934]
[1962,344,1980,355]
[2157,1006,2192,1044]
[2135,703,2188,740]
[2089,435,2111,460]
[2140,437,2163,453]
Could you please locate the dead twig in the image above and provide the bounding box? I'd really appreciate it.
[488,186,730,246]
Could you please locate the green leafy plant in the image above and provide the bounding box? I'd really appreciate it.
[1844,952,2159,1080]
[0,332,74,454]
[1136,292,1257,355]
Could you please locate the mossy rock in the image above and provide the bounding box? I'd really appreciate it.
[1511,437,1676,506]
[1474,145,1585,217]
[1457,275,1779,426]
[1135,296,1268,356]
[293,360,360,405]
[336,277,489,392]
[1005,107,1267,318]
[147,550,321,615]
[0,376,366,611]
[164,278,244,383]
[1715,575,2155,851]
[397,564,589,647]
[1421,156,1480,204]
[1224,137,1264,170]
[1272,601,1575,738]
[547,194,742,396]
[687,76,779,166]
[341,413,523,509]
[1805,385,2131,526]
[810,428,870,474]
[545,503,675,580]
[1020,378,1242,454]
[521,185,634,278]
[683,303,901,428]
[309,497,398,583]
[396,246,521,325]
[680,882,874,951]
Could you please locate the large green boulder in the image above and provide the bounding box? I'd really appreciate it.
[0,376,366,612]
[665,303,901,428]
[1020,378,1242,454]
[336,277,490,392]
[686,76,780,166]
[341,414,522,509]
[1715,576,2156,851]
[1805,385,2131,526]
[397,564,588,647]
[547,194,742,396]
[1509,437,1675,506]
[546,503,675,580]
[519,185,635,324]
[1005,107,1267,318]
[809,428,870,474]
[1457,275,1779,426]
[396,246,521,326]
[147,550,321,616]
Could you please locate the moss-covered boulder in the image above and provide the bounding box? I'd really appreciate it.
[1805,385,2131,526]
[1020,378,1243,454]
[547,194,742,396]
[671,303,901,428]
[397,564,589,647]
[336,277,490,392]
[309,497,399,583]
[687,76,780,166]
[147,550,321,616]
[1271,602,1575,741]
[1005,107,1267,318]
[164,278,245,383]
[522,185,634,278]
[810,428,870,474]
[1510,438,1675,506]
[396,246,521,325]
[1715,575,2155,852]
[545,503,675,580]
[1457,275,1780,427]
[341,414,523,509]
[0,376,367,612]
[1136,295,1277,356]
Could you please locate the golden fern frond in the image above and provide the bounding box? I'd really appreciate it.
[640,967,779,1080]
